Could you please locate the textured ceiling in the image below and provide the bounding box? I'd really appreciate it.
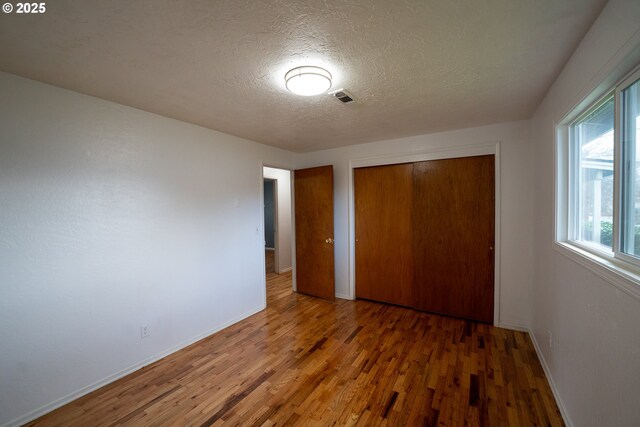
[0,0,607,152]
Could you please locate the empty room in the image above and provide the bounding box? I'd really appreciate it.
[1,1,640,426]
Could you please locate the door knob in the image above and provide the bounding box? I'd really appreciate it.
[325,238,334,244]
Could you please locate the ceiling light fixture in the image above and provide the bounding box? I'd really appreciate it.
[285,66,332,96]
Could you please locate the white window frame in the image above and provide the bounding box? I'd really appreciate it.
[556,65,640,300]
[566,92,615,256]
[614,69,640,266]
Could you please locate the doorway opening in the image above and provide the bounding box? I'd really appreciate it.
[262,167,293,281]
[264,178,276,273]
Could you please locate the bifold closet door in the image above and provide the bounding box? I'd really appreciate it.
[412,155,495,322]
[354,163,413,306]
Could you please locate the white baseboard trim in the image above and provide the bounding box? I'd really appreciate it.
[265,247,275,251]
[527,328,573,427]
[497,321,529,332]
[3,304,266,427]
[277,267,292,273]
[335,293,352,300]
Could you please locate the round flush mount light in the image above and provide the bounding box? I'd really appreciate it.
[285,66,332,96]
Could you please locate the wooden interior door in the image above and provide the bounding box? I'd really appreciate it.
[412,155,495,322]
[354,164,414,306]
[294,166,335,300]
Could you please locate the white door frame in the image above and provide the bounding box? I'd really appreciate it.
[347,142,502,325]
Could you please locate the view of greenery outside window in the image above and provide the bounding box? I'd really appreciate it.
[620,76,640,257]
[571,96,614,249]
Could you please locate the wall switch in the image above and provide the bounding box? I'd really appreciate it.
[141,325,149,339]
[234,198,240,208]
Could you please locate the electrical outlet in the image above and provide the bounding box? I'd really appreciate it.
[140,325,149,339]
[547,330,552,348]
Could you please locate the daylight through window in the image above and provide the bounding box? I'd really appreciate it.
[563,66,640,269]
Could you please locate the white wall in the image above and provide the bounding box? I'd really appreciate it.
[0,72,295,427]
[294,120,534,328]
[263,167,292,273]
[530,1,640,426]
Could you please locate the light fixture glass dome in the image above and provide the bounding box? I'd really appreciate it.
[285,66,332,96]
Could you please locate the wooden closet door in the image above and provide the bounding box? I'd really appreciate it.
[354,163,413,306]
[412,155,495,322]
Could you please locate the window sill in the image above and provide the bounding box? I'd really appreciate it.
[554,241,640,301]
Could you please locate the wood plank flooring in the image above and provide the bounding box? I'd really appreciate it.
[26,272,563,426]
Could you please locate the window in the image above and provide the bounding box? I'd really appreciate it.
[560,66,640,272]
[570,96,614,249]
[620,75,640,258]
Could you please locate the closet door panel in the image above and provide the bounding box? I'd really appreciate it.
[354,164,414,306]
[412,155,495,322]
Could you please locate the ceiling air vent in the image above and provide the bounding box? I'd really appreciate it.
[329,89,356,104]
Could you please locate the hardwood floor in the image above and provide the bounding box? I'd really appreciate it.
[26,272,563,426]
